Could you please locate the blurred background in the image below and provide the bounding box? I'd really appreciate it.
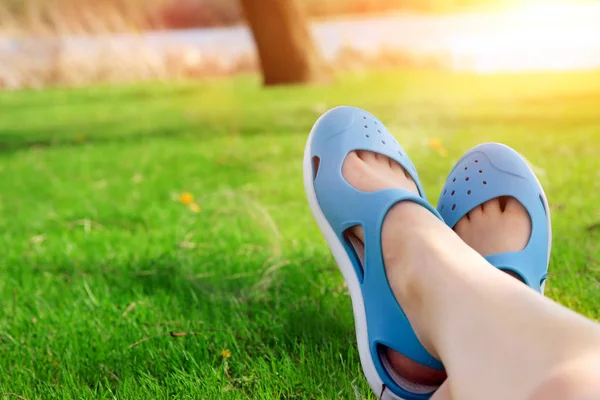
[1,1,599,399]
[2,0,600,87]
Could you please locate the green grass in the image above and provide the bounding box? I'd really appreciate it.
[0,70,599,399]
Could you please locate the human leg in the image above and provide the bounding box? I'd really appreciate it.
[342,149,600,400]
[304,107,600,400]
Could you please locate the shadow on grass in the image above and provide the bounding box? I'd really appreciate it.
[18,251,352,354]
[0,84,206,113]
[0,110,314,155]
[0,122,206,155]
[6,250,354,396]
[119,253,352,352]
[2,101,599,156]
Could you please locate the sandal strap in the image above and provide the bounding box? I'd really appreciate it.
[310,106,445,398]
[485,252,546,292]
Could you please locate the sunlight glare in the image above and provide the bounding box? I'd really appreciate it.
[447,0,600,73]
[513,0,581,19]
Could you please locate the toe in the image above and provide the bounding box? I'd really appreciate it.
[502,197,531,230]
[390,158,403,172]
[498,196,509,211]
[504,197,526,214]
[346,151,361,164]
[469,203,484,220]
[484,198,502,213]
[454,216,470,236]
[388,156,397,170]
[343,150,420,195]
[357,150,376,163]
[453,196,532,256]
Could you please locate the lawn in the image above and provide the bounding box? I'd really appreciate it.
[0,70,599,399]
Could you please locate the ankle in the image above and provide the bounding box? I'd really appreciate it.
[381,203,434,297]
[380,203,460,357]
[382,202,463,295]
[381,202,441,262]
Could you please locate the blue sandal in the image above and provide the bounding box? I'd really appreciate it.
[437,143,552,293]
[303,106,445,400]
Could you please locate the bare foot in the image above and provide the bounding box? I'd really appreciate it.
[341,150,447,387]
[453,196,531,280]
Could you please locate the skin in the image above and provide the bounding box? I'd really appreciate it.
[339,150,600,400]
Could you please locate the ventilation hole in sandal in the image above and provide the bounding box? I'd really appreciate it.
[363,116,367,120]
[343,227,365,283]
[483,181,488,185]
[452,204,456,211]
[540,279,547,294]
[465,177,470,182]
[312,156,320,181]
[464,167,468,171]
[479,170,483,174]
[453,178,456,182]
[382,140,386,145]
[366,134,370,138]
[377,129,382,133]
[364,125,368,129]
[467,190,472,195]
[451,190,455,196]
[440,205,444,211]
[398,150,403,156]
[377,345,446,394]
[443,189,447,195]
[475,160,479,163]
[501,269,526,284]
[539,194,547,216]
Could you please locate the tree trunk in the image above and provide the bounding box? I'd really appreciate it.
[240,0,329,86]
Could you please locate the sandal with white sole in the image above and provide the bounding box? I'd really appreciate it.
[303,106,445,400]
[437,143,552,293]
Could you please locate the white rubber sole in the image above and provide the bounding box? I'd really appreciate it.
[302,114,406,400]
